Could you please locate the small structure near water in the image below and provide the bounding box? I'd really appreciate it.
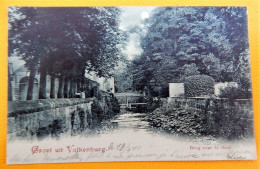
[169,82,238,98]
[214,82,238,96]
[169,83,185,97]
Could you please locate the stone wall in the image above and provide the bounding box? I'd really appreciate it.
[8,97,119,140]
[167,97,253,113]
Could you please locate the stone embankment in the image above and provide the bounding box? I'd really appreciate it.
[8,96,120,140]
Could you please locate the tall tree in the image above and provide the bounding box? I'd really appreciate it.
[9,7,124,100]
[132,7,250,97]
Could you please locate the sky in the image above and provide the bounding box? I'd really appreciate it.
[119,7,155,60]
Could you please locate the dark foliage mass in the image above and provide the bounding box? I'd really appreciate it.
[131,7,251,97]
[146,107,206,136]
[209,102,254,139]
[146,99,254,140]
[184,75,215,97]
[219,85,252,101]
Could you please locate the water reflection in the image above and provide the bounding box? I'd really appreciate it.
[96,113,151,133]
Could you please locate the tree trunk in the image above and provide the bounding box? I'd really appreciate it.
[69,80,74,98]
[77,81,80,93]
[27,67,37,100]
[8,68,13,101]
[74,81,78,97]
[73,81,76,98]
[64,77,69,98]
[57,75,64,98]
[50,75,56,98]
[38,69,47,99]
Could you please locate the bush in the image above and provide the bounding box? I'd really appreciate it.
[219,85,252,101]
[211,102,254,140]
[91,99,103,122]
[146,99,254,140]
[184,75,215,97]
[110,96,120,114]
[146,105,207,136]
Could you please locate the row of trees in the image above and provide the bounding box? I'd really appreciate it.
[131,7,251,97]
[9,7,125,100]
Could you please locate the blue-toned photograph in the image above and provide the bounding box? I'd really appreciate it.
[7,7,256,164]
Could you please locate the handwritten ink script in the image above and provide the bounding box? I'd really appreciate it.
[7,142,256,164]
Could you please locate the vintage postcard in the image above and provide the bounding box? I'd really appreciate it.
[7,6,256,164]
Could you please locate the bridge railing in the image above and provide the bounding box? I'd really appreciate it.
[120,103,147,109]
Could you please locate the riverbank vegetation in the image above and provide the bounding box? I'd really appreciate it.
[146,99,254,140]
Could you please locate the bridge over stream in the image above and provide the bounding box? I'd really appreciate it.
[114,92,148,110]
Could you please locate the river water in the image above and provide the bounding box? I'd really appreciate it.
[97,112,153,134]
[94,112,196,142]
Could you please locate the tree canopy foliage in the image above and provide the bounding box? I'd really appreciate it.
[131,7,251,97]
[9,7,124,100]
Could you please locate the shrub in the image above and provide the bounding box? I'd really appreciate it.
[219,85,252,101]
[211,103,254,140]
[147,99,254,139]
[110,96,120,114]
[91,99,103,122]
[184,75,215,97]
